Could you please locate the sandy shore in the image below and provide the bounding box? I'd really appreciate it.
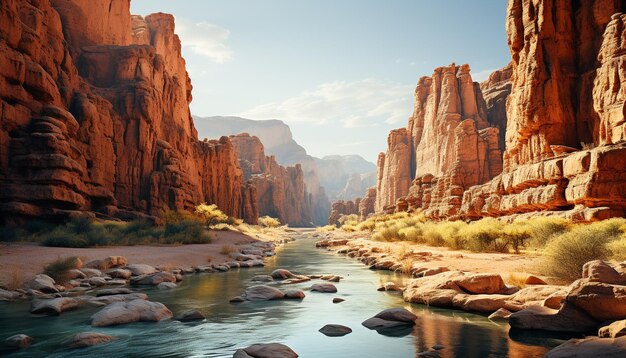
[0,229,289,287]
[314,230,552,284]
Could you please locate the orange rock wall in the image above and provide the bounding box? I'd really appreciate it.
[0,0,247,223]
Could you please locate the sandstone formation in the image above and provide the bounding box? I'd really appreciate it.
[230,133,312,226]
[327,199,360,225]
[373,0,626,221]
[0,0,252,224]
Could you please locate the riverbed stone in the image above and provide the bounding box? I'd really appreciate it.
[4,334,32,348]
[583,260,626,285]
[234,343,298,358]
[30,297,78,315]
[175,309,206,321]
[67,332,115,348]
[374,308,417,323]
[157,282,177,290]
[508,303,599,333]
[95,288,132,297]
[251,275,273,282]
[86,256,128,270]
[83,293,149,306]
[79,268,103,278]
[131,272,176,286]
[319,324,352,337]
[125,264,157,276]
[242,285,285,301]
[566,281,626,321]
[283,289,305,299]
[0,288,22,301]
[271,269,295,279]
[455,273,506,294]
[107,268,132,279]
[91,299,172,327]
[333,298,345,303]
[488,308,512,321]
[26,274,57,293]
[544,336,626,358]
[310,283,337,293]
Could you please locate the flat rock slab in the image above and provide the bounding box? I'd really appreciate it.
[242,285,285,301]
[234,343,298,358]
[30,297,78,315]
[319,324,352,337]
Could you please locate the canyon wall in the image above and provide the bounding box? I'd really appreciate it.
[0,0,250,223]
[328,199,360,226]
[229,133,313,227]
[372,0,626,222]
[375,64,503,218]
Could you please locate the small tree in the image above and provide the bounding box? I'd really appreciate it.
[259,216,281,228]
[195,204,229,226]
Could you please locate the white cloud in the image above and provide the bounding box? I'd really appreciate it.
[240,79,413,128]
[471,68,496,82]
[176,18,233,64]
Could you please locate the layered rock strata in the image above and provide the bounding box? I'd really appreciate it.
[374,0,626,221]
[0,0,252,223]
[230,134,312,227]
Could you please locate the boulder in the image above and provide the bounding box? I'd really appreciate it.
[374,308,417,323]
[319,324,352,337]
[271,269,295,280]
[599,319,626,338]
[524,275,547,285]
[107,268,132,279]
[86,256,128,270]
[233,343,298,358]
[175,309,206,322]
[583,260,626,285]
[30,297,78,315]
[283,289,305,299]
[332,298,345,303]
[544,336,626,358]
[241,285,285,301]
[4,334,32,349]
[508,303,598,333]
[79,268,103,278]
[251,275,273,282]
[91,299,173,327]
[566,281,626,321]
[131,272,176,286]
[0,288,22,301]
[310,283,337,293]
[455,273,506,294]
[26,274,57,293]
[83,293,148,306]
[67,332,114,348]
[125,264,157,276]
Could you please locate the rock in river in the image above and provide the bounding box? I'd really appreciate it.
[175,309,206,322]
[233,343,298,358]
[241,285,285,301]
[310,283,337,293]
[91,299,172,327]
[362,308,417,330]
[319,324,352,337]
[30,297,78,315]
[5,334,32,349]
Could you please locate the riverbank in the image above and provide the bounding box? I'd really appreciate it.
[0,228,292,287]
[313,229,552,285]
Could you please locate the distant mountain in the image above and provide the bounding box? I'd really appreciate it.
[193,116,376,204]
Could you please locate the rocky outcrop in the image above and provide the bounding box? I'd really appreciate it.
[376,64,503,218]
[373,0,626,221]
[0,0,249,224]
[229,133,312,226]
[327,199,360,225]
[358,187,376,220]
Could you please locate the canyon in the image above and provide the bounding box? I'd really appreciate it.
[361,0,626,223]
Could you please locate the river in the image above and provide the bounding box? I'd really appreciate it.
[0,231,565,357]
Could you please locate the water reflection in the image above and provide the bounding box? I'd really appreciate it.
[0,234,561,357]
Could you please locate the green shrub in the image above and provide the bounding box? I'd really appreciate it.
[43,256,81,282]
[522,217,571,248]
[398,226,423,242]
[607,236,626,260]
[259,216,281,228]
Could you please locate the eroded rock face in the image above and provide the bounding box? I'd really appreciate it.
[0,0,249,224]
[372,0,626,221]
[327,199,360,225]
[230,133,312,226]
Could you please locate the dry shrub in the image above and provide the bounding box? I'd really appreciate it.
[220,244,236,256]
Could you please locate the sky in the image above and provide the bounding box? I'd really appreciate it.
[131,0,511,163]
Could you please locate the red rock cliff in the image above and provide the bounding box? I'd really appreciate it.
[230,133,313,227]
[0,0,246,223]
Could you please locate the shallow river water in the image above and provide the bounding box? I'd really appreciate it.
[0,231,566,357]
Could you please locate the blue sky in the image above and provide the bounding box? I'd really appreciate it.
[131,0,510,162]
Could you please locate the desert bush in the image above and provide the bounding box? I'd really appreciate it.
[338,214,359,227]
[317,225,336,232]
[195,203,230,226]
[220,244,236,256]
[259,216,281,228]
[522,217,571,248]
[607,236,626,260]
[459,219,508,253]
[341,224,358,232]
[43,256,81,282]
[398,226,423,242]
[540,225,616,280]
[503,223,533,253]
